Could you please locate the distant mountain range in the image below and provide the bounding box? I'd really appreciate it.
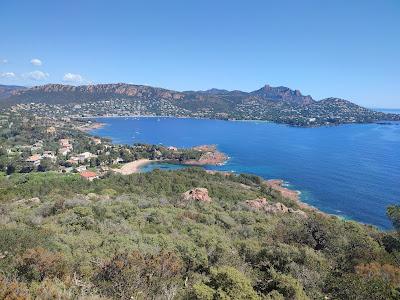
[0,83,321,106]
[1,83,399,126]
[0,84,27,99]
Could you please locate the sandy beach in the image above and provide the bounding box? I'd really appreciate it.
[112,159,153,175]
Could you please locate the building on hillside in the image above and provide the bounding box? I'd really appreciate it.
[60,166,73,173]
[92,137,102,145]
[31,141,44,152]
[113,157,124,164]
[43,151,56,160]
[26,154,42,166]
[77,152,98,161]
[59,139,71,148]
[75,165,87,172]
[59,147,71,156]
[67,158,79,165]
[79,171,98,181]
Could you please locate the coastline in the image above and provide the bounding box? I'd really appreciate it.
[205,170,321,214]
[82,116,398,228]
[78,114,400,129]
[86,122,319,214]
[76,121,107,132]
[80,114,190,120]
[264,179,321,213]
[112,159,155,175]
[112,161,319,215]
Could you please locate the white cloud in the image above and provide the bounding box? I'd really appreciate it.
[0,72,16,78]
[63,72,84,83]
[23,70,49,80]
[1,59,8,64]
[30,58,42,66]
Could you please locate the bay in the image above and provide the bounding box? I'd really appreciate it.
[91,116,400,229]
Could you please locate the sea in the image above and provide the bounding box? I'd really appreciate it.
[90,112,400,229]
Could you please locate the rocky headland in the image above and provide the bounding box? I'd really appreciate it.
[183,145,228,166]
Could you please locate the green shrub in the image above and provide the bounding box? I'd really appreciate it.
[193,266,259,300]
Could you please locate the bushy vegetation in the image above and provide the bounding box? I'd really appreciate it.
[0,168,399,299]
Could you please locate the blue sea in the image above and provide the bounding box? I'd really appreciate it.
[91,116,400,229]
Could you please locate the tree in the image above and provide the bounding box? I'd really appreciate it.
[0,275,30,300]
[16,247,69,282]
[6,163,15,175]
[355,262,400,287]
[387,205,400,231]
[38,158,53,172]
[325,273,399,300]
[266,272,309,300]
[94,251,183,300]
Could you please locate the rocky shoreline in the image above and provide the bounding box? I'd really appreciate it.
[264,179,321,213]
[183,145,228,166]
[204,170,322,214]
[76,120,106,132]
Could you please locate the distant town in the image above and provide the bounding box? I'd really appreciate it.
[1,83,399,127]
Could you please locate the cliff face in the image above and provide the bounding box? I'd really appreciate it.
[250,84,314,105]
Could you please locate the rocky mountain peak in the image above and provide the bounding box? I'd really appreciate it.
[251,84,314,105]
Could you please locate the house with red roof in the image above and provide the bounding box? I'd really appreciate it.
[25,154,42,166]
[79,171,98,181]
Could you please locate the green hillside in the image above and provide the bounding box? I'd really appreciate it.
[0,168,399,299]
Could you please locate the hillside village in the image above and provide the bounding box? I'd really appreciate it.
[0,111,226,179]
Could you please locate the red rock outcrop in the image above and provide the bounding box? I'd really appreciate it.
[181,188,212,203]
[184,145,228,166]
[245,198,307,217]
[264,180,319,213]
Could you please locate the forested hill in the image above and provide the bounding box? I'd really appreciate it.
[2,83,400,126]
[1,168,400,299]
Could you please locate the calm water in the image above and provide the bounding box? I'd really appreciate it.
[374,108,400,114]
[91,116,400,229]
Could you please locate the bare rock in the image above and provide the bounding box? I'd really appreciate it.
[15,197,41,206]
[181,188,212,203]
[245,198,307,217]
[245,198,268,209]
[28,197,41,205]
[184,145,228,166]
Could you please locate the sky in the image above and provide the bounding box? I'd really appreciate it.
[1,0,399,108]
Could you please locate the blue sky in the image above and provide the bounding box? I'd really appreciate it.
[1,0,399,108]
